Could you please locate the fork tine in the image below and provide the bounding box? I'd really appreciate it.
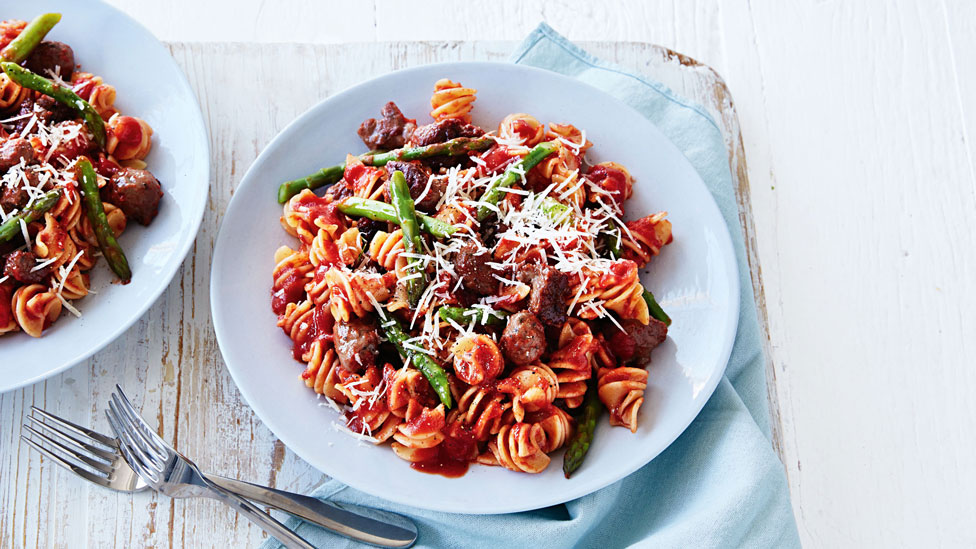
[30,406,115,448]
[27,416,116,463]
[21,435,114,488]
[23,424,113,475]
[109,394,168,464]
[112,386,168,455]
[109,395,168,469]
[105,407,158,484]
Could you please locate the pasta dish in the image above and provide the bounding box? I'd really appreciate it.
[0,14,160,338]
[272,78,673,477]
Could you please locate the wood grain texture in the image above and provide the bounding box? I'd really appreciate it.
[0,40,764,548]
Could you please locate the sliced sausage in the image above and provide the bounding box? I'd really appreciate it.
[500,311,546,365]
[410,118,485,147]
[35,94,74,123]
[3,250,51,284]
[0,167,37,210]
[518,264,569,328]
[103,167,163,225]
[0,138,33,172]
[455,242,497,296]
[333,316,381,372]
[384,160,443,212]
[605,318,669,365]
[25,41,75,80]
[357,102,415,150]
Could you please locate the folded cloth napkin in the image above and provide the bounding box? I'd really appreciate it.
[261,23,800,549]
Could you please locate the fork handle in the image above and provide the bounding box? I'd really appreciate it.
[202,480,315,549]
[208,475,417,548]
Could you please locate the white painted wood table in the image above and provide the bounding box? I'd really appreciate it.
[4,0,976,546]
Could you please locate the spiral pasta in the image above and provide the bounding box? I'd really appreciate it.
[569,260,649,325]
[343,155,386,201]
[597,366,648,433]
[536,406,573,452]
[500,363,559,422]
[34,214,78,270]
[451,334,504,385]
[621,212,673,268]
[12,284,62,338]
[49,184,82,232]
[368,229,408,276]
[300,340,347,403]
[549,322,596,408]
[56,268,89,301]
[386,365,436,419]
[0,72,26,110]
[392,404,447,462]
[105,114,153,161]
[489,422,550,474]
[321,268,392,322]
[430,79,476,123]
[537,144,585,208]
[586,161,634,213]
[282,189,345,245]
[78,202,126,246]
[546,122,592,154]
[498,113,545,147]
[448,385,511,441]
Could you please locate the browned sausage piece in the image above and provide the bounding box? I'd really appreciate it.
[333,316,381,372]
[455,242,497,296]
[518,264,569,328]
[500,311,546,365]
[605,319,669,365]
[0,168,37,210]
[25,41,75,80]
[409,118,485,147]
[3,250,51,284]
[384,160,444,212]
[357,102,416,150]
[103,167,163,225]
[0,138,34,172]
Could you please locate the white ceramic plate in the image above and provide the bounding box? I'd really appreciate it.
[0,1,209,392]
[212,62,738,514]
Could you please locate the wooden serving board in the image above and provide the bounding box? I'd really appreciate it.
[0,42,774,548]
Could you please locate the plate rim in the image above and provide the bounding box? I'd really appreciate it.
[212,60,740,513]
[0,0,211,392]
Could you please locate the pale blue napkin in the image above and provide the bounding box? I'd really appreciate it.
[262,23,800,549]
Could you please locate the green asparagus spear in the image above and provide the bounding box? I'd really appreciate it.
[337,197,456,239]
[642,289,671,326]
[476,141,559,221]
[277,137,495,203]
[0,63,105,148]
[563,377,602,478]
[76,158,130,282]
[437,306,508,327]
[382,318,452,408]
[389,171,426,307]
[602,218,623,259]
[0,13,61,64]
[0,188,61,243]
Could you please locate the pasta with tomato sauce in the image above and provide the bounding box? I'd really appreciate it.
[271,78,675,477]
[0,15,163,339]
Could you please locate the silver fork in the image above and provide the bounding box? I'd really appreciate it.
[21,407,418,548]
[103,386,315,549]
